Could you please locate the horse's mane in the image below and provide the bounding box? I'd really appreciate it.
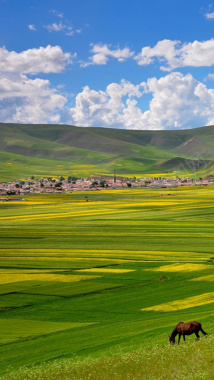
[170,327,178,338]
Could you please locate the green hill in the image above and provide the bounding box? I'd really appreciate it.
[0,122,214,180]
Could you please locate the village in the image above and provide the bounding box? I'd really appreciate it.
[0,175,212,198]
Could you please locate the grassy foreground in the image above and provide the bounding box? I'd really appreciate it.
[1,336,214,380]
[0,187,214,378]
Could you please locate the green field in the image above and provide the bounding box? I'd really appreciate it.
[0,187,214,378]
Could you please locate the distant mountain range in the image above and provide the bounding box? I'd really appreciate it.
[0,122,214,181]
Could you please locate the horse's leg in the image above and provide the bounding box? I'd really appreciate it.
[178,334,181,344]
[182,334,185,342]
[195,332,200,340]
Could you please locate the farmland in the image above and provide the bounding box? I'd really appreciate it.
[0,186,214,378]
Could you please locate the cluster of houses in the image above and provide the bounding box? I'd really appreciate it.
[0,175,212,196]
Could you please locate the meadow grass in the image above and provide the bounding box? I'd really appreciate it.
[0,186,214,378]
[1,336,213,380]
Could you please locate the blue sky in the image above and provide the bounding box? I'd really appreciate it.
[1,0,214,130]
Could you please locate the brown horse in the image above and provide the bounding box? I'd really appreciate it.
[169,321,208,344]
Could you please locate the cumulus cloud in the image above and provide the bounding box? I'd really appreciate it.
[0,45,71,123]
[61,73,214,130]
[141,73,214,129]
[61,80,142,127]
[0,73,67,123]
[2,42,214,129]
[0,45,72,74]
[135,38,214,71]
[82,44,134,66]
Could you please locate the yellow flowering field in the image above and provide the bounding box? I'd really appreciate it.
[147,263,210,272]
[191,274,214,281]
[76,268,135,274]
[0,269,63,273]
[142,292,214,312]
[0,273,100,285]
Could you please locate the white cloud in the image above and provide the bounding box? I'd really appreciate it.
[2,42,214,129]
[45,22,82,36]
[0,45,72,74]
[61,73,214,130]
[141,72,214,129]
[207,73,214,80]
[45,22,66,32]
[0,45,71,123]
[82,44,134,67]
[135,40,178,67]
[66,28,82,36]
[28,24,37,31]
[61,80,142,127]
[135,38,214,71]
[49,9,64,18]
[204,12,214,19]
[0,73,67,124]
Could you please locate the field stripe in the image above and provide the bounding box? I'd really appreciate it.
[0,274,101,285]
[191,274,214,281]
[141,292,214,312]
[76,268,135,274]
[146,263,210,272]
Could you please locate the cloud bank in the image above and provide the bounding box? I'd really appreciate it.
[61,73,214,130]
[81,38,214,71]
[1,39,214,129]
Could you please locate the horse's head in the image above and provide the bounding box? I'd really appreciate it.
[169,335,175,345]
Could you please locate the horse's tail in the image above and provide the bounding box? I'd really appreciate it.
[200,326,208,335]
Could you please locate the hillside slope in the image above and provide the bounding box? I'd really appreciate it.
[0,123,214,180]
